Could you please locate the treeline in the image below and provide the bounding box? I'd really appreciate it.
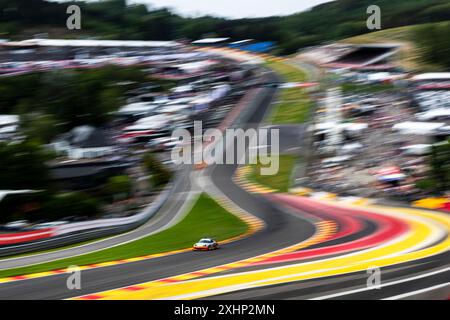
[1,0,449,54]
[0,139,100,222]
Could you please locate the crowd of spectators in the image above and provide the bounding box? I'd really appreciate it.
[306,86,447,202]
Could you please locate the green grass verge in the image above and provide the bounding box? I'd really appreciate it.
[265,61,312,124]
[0,194,248,278]
[264,61,306,83]
[248,155,298,193]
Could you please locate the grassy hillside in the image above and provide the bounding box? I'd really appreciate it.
[248,155,298,192]
[264,60,313,124]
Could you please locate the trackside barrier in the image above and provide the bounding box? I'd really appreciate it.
[0,229,55,245]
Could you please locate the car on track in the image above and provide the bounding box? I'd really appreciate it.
[193,238,219,251]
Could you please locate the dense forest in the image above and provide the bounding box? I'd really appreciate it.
[0,0,449,54]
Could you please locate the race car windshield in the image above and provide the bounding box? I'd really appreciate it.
[199,239,212,243]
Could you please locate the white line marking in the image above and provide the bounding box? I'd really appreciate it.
[383,282,450,300]
[310,267,450,300]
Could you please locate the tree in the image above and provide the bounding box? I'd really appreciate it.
[429,140,450,193]
[0,140,55,190]
[143,152,172,188]
[105,175,132,199]
[415,22,450,68]
[22,113,62,144]
[41,192,100,220]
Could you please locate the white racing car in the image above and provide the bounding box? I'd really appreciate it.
[193,238,219,251]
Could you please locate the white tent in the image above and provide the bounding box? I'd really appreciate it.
[416,108,450,121]
[0,125,18,134]
[124,114,170,131]
[158,104,190,114]
[135,114,169,124]
[192,38,229,44]
[392,122,445,135]
[0,115,19,127]
[229,39,253,45]
[117,102,158,116]
[340,123,369,132]
[340,142,363,153]
[165,97,195,105]
[313,122,337,131]
[400,144,432,155]
[0,190,38,202]
[171,84,193,93]
[411,73,450,81]
[313,122,368,132]
[322,155,353,164]
[175,60,215,73]
[367,72,390,82]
